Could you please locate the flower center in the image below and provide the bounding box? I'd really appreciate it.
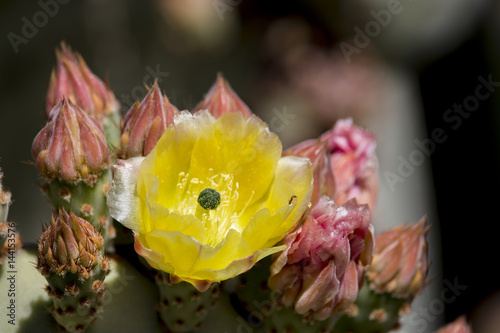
[197,188,221,210]
[172,170,255,246]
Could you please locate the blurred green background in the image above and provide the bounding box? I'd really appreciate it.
[1,0,499,331]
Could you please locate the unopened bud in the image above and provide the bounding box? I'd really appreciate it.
[192,73,253,118]
[46,42,119,123]
[120,80,178,158]
[37,209,104,278]
[32,97,110,185]
[368,218,429,298]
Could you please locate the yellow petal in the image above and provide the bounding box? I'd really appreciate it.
[138,111,213,209]
[188,112,282,212]
[107,157,146,233]
[240,155,313,242]
[143,230,203,276]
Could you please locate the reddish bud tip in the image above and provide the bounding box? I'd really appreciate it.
[192,73,253,119]
[368,217,429,298]
[47,42,119,123]
[120,80,179,158]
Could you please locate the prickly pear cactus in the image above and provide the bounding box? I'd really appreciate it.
[37,210,110,332]
[45,169,113,244]
[331,277,410,333]
[155,272,220,332]
[0,247,162,333]
[32,97,114,245]
[104,110,122,160]
[234,258,335,333]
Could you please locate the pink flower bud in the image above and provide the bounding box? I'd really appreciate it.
[120,80,179,158]
[46,42,119,123]
[322,118,378,211]
[435,316,472,333]
[32,97,110,185]
[283,138,335,207]
[192,73,253,118]
[268,196,374,321]
[368,218,429,298]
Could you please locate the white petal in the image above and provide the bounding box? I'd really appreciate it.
[106,157,145,233]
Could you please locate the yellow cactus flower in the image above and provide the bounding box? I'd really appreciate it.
[107,110,313,291]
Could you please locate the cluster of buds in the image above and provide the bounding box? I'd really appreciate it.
[24,41,457,333]
[37,209,110,332]
[30,43,121,331]
[32,44,120,246]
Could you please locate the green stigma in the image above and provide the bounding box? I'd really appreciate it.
[197,188,221,210]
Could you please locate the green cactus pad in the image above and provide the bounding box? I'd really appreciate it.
[46,169,113,246]
[331,277,410,333]
[234,258,336,333]
[0,248,161,333]
[155,272,220,332]
[104,111,122,160]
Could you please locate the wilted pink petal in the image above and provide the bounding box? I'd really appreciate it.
[192,73,253,118]
[269,196,373,321]
[322,118,378,211]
